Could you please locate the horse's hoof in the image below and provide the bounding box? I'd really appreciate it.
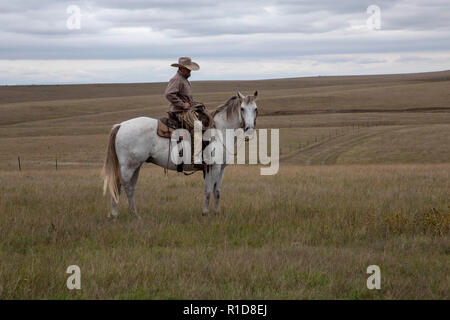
[202,211,208,216]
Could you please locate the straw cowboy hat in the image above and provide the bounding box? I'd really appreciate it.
[171,57,200,71]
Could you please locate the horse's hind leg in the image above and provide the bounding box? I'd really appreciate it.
[123,165,142,219]
[109,184,121,218]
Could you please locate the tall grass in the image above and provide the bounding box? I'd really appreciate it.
[0,164,448,299]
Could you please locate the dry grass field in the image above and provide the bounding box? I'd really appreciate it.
[0,71,449,299]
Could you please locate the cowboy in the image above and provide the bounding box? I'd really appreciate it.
[165,57,208,171]
[165,57,200,126]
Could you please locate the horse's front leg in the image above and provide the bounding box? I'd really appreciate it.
[213,165,226,214]
[203,166,214,215]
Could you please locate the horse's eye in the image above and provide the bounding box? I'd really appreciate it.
[241,108,244,112]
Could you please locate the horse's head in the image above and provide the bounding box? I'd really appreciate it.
[237,90,258,134]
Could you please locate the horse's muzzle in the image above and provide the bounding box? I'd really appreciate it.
[244,128,255,141]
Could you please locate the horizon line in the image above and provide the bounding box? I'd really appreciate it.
[1,69,449,87]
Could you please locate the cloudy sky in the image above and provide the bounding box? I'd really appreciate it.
[1,0,449,84]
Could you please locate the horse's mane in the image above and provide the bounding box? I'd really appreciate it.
[211,95,241,119]
[212,94,256,120]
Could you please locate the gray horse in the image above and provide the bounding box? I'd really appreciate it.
[102,91,258,218]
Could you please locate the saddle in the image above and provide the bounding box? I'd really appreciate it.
[157,103,213,138]
[157,103,214,172]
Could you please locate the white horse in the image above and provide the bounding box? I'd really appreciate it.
[102,91,258,218]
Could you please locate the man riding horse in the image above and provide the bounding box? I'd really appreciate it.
[164,57,211,171]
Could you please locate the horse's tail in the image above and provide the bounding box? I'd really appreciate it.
[102,124,121,203]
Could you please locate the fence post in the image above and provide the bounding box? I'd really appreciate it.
[18,156,21,171]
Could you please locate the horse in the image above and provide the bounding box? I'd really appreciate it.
[101,90,258,218]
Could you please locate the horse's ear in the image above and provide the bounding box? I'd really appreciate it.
[253,90,258,100]
[237,91,245,101]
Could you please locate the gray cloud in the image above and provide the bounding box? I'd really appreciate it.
[2,0,449,37]
[0,0,449,84]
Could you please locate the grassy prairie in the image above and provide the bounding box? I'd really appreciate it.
[0,165,448,299]
[0,71,449,299]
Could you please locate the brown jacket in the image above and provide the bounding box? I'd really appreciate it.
[165,70,194,113]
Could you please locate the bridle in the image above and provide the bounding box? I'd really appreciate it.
[214,106,257,158]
